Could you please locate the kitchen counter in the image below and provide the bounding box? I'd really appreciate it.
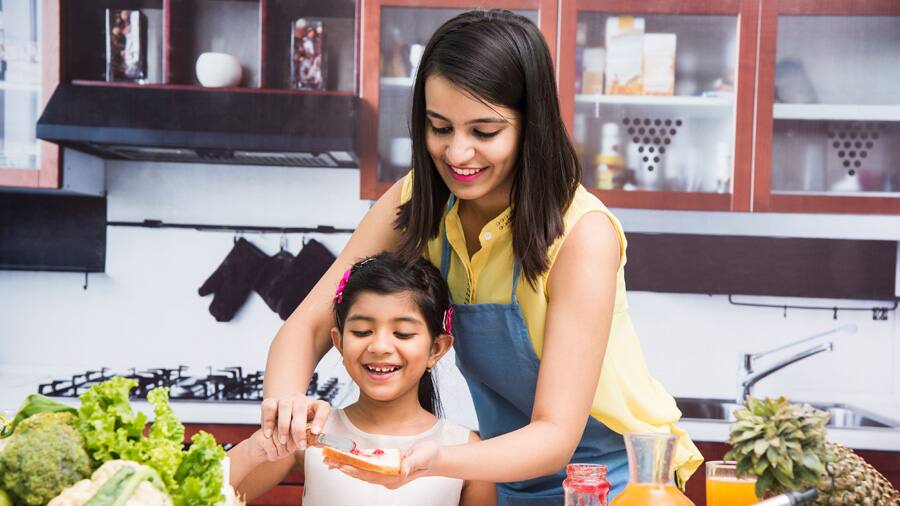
[2,364,897,451]
[679,419,900,452]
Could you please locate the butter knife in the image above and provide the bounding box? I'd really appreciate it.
[309,431,356,453]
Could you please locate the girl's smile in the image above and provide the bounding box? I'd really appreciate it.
[363,362,402,382]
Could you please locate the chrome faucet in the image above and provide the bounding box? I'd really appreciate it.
[738,324,857,404]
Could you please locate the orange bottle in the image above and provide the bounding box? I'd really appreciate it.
[610,433,695,506]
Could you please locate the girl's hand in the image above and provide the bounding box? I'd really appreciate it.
[261,395,331,454]
[329,440,440,489]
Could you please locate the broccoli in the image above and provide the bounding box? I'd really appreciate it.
[0,412,91,506]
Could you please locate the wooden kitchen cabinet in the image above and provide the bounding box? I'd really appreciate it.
[357,0,558,200]
[357,0,898,216]
[752,0,900,214]
[62,0,357,93]
[184,423,304,506]
[558,0,758,211]
[0,0,62,189]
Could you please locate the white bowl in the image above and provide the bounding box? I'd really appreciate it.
[195,52,242,87]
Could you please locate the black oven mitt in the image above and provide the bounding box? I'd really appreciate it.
[254,249,295,313]
[271,238,336,320]
[198,238,268,322]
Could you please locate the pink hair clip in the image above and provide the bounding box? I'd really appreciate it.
[442,306,454,335]
[334,268,352,304]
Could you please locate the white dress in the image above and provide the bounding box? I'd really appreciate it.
[302,408,470,506]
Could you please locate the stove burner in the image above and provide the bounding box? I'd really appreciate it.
[38,367,340,403]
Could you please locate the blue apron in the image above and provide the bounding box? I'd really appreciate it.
[439,197,629,505]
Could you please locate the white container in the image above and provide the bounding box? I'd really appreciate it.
[643,33,677,96]
[195,52,243,87]
[605,16,645,95]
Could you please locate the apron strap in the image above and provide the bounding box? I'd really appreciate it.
[440,195,456,280]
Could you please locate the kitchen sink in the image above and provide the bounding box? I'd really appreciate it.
[675,397,900,429]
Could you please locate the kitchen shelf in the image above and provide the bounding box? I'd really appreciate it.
[773,104,900,122]
[0,81,40,92]
[772,191,900,198]
[575,94,733,107]
[70,79,354,96]
[380,77,415,88]
[575,94,734,119]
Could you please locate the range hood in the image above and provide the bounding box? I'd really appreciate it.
[37,84,359,168]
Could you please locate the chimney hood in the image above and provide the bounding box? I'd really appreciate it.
[37,84,360,168]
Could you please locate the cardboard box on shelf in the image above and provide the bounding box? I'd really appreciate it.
[643,33,677,96]
[605,16,644,95]
[582,47,606,94]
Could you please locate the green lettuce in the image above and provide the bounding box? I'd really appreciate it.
[74,377,225,506]
[172,432,226,506]
[76,377,148,464]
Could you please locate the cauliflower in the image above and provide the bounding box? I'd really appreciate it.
[48,461,171,506]
[0,412,91,506]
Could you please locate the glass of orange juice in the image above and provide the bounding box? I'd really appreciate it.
[706,461,758,506]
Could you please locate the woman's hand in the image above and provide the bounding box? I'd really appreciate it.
[328,440,440,489]
[260,395,331,454]
[245,428,299,464]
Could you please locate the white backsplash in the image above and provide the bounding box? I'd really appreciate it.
[1,159,897,426]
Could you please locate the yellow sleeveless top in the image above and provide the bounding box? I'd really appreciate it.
[400,175,703,484]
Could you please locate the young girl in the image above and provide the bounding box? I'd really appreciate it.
[227,253,496,506]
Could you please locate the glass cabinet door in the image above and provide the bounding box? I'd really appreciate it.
[0,0,59,188]
[558,0,758,211]
[0,0,41,171]
[359,1,556,200]
[754,1,900,214]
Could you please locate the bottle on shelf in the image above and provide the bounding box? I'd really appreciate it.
[595,122,626,190]
[609,433,694,505]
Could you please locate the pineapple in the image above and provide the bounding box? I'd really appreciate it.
[818,442,900,506]
[725,397,900,505]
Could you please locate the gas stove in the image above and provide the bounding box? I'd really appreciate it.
[37,367,342,404]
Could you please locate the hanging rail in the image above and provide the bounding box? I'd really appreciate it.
[107,219,355,234]
[727,294,897,320]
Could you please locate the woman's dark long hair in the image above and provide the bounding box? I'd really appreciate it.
[333,252,450,416]
[395,9,581,285]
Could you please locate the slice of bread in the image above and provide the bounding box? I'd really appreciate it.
[322,446,402,475]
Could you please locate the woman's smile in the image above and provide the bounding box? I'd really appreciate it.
[448,163,488,181]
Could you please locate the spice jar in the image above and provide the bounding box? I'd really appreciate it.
[564,463,610,506]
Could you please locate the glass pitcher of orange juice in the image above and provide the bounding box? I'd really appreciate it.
[706,461,758,506]
[609,433,695,506]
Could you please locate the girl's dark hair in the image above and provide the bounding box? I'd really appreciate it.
[333,252,450,416]
[395,9,581,285]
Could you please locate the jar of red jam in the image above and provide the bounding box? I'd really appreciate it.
[563,463,610,506]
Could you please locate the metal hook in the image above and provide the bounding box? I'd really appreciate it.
[280,233,288,252]
[83,272,89,290]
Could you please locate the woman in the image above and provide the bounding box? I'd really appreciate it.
[260,9,702,503]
